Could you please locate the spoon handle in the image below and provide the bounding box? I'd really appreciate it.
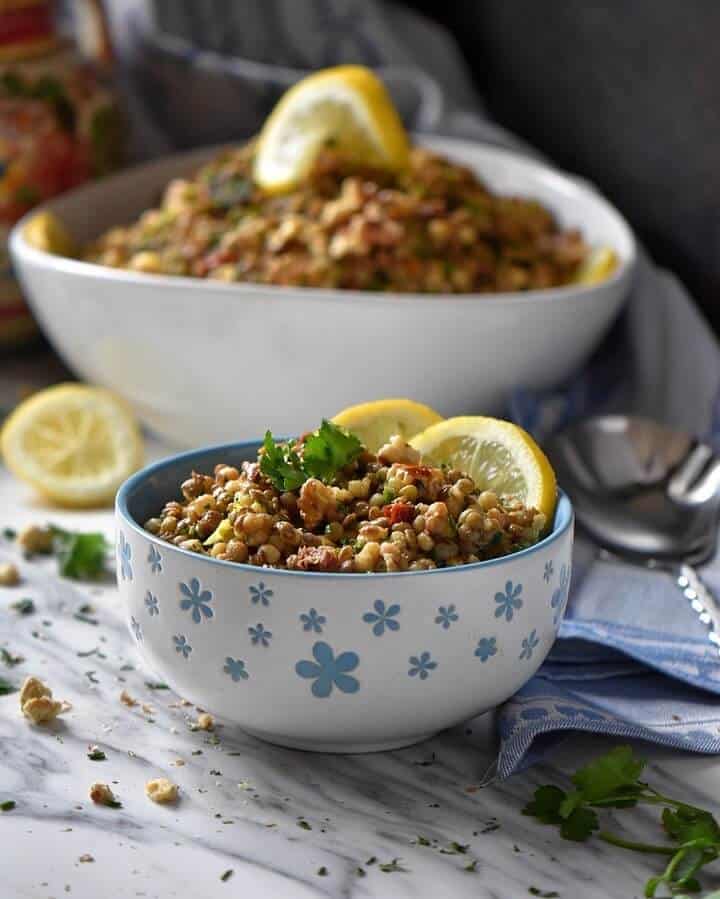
[676,563,720,653]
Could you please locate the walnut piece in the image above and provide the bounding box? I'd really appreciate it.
[145,778,179,804]
[18,524,53,555]
[89,782,119,807]
[120,689,137,707]
[0,562,19,586]
[19,676,64,724]
[196,712,214,731]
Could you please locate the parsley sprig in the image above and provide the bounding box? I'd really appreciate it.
[523,746,720,896]
[260,420,362,492]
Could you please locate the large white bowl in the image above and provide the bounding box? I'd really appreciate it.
[116,440,574,752]
[11,136,636,447]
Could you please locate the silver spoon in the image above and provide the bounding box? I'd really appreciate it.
[547,415,720,653]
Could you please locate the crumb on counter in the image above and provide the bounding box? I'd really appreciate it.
[196,712,214,731]
[19,675,65,724]
[145,778,179,804]
[120,689,137,707]
[0,562,20,587]
[89,782,120,807]
[18,524,53,556]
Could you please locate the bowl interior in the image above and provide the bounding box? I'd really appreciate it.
[119,440,573,577]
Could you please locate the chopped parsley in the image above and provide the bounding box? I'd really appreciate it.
[2,528,16,540]
[0,648,22,667]
[220,869,234,882]
[0,677,16,695]
[260,420,362,491]
[0,800,16,812]
[87,747,106,761]
[50,527,109,580]
[10,598,34,616]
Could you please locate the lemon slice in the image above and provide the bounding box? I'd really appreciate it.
[254,65,410,194]
[574,246,618,285]
[1,384,143,507]
[22,210,77,257]
[410,416,557,524]
[332,398,443,453]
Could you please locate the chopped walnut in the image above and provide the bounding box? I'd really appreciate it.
[196,712,214,731]
[19,676,65,724]
[0,562,19,586]
[120,689,137,707]
[297,478,336,529]
[78,854,95,863]
[17,524,53,555]
[377,435,421,466]
[145,778,179,804]
[89,782,119,807]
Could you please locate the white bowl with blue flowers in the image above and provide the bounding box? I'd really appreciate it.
[116,441,574,753]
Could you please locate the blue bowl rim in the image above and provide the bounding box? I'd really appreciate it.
[116,440,574,580]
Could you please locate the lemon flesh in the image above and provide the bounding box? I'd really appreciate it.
[1,384,143,507]
[254,65,410,193]
[410,416,557,525]
[22,211,77,257]
[574,246,618,285]
[332,398,443,453]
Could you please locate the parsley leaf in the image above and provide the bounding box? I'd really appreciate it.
[260,421,362,491]
[50,528,109,580]
[0,676,15,695]
[570,745,645,803]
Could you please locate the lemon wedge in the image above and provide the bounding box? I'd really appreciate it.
[1,384,143,507]
[574,246,618,285]
[253,65,410,194]
[22,210,77,257]
[410,416,557,525]
[332,398,443,453]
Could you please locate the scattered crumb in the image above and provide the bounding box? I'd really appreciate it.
[120,689,137,707]
[18,524,53,555]
[19,675,65,724]
[0,562,20,587]
[87,745,106,761]
[220,869,233,882]
[78,854,94,864]
[172,759,185,767]
[317,866,328,876]
[89,782,121,808]
[141,703,154,715]
[196,712,214,731]
[181,698,193,706]
[145,778,178,804]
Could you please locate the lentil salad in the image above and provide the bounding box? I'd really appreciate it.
[144,421,547,573]
[85,142,590,293]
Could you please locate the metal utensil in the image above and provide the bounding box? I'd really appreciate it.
[547,415,720,652]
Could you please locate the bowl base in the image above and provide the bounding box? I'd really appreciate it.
[241,726,437,754]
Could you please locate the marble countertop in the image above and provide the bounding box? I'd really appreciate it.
[2,445,720,899]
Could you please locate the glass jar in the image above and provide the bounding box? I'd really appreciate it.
[0,0,123,346]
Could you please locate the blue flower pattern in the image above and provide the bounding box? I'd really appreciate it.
[147,545,162,573]
[118,532,133,581]
[144,590,159,616]
[362,599,400,636]
[551,563,571,624]
[295,642,359,698]
[179,578,214,623]
[474,637,497,662]
[435,604,459,630]
[224,657,249,681]
[173,634,191,658]
[300,608,326,633]
[495,580,523,622]
[248,623,272,647]
[249,582,273,607]
[544,560,554,583]
[408,651,437,680]
[130,615,142,642]
[519,629,539,661]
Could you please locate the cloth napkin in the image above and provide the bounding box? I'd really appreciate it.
[102,0,720,776]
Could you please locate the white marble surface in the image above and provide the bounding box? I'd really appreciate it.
[2,455,720,899]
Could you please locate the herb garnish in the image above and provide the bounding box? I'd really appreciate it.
[529,889,559,898]
[220,869,234,882]
[2,528,16,540]
[87,747,106,761]
[0,677,16,695]
[378,858,405,873]
[144,682,170,690]
[0,648,23,667]
[10,598,34,616]
[50,527,109,580]
[0,800,16,811]
[316,867,328,876]
[260,420,362,491]
[523,745,720,897]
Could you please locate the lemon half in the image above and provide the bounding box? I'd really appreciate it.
[253,65,410,194]
[1,384,143,507]
[332,398,443,453]
[410,416,557,524]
